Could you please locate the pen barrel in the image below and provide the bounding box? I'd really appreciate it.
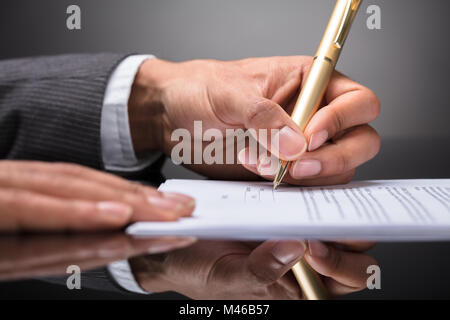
[316,0,361,61]
[290,0,362,130]
[292,259,329,300]
[279,0,362,299]
[291,57,335,130]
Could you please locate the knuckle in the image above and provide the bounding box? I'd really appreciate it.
[335,151,351,174]
[69,204,103,230]
[125,183,152,204]
[341,170,356,184]
[245,100,276,127]
[301,56,315,74]
[366,126,381,158]
[330,107,345,134]
[0,192,20,231]
[0,189,26,208]
[121,191,140,205]
[329,249,343,273]
[70,203,91,220]
[372,133,381,157]
[250,265,280,284]
[366,89,381,121]
[129,182,145,194]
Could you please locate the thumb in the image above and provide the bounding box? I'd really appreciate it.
[243,98,307,161]
[246,240,307,285]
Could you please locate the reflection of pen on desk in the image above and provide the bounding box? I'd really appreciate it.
[274,0,362,300]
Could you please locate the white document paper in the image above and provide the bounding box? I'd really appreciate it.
[127,179,450,241]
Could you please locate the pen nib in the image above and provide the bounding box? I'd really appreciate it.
[273,160,289,190]
[273,181,281,190]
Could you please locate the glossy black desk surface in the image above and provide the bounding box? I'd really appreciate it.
[1,138,449,299]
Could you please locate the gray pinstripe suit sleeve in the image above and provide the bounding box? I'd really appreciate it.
[0,53,129,169]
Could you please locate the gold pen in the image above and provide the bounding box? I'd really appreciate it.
[274,0,362,300]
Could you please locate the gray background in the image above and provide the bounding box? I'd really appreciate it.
[1,0,449,139]
[1,0,450,300]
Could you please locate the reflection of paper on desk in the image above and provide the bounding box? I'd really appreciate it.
[127,179,450,241]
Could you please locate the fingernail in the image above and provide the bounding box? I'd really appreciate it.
[238,148,246,164]
[292,159,322,178]
[271,240,307,265]
[162,192,195,209]
[238,148,257,168]
[97,202,133,222]
[257,154,278,176]
[273,126,307,160]
[147,195,183,211]
[308,240,329,258]
[308,130,328,152]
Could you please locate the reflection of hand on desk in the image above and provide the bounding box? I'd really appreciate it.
[0,233,194,281]
[128,239,376,299]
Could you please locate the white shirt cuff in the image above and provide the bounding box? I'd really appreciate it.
[101,54,162,172]
[108,260,149,295]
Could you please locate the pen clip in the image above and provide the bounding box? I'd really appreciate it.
[334,0,362,48]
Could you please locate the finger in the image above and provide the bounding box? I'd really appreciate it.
[237,148,259,174]
[276,272,303,299]
[0,161,195,218]
[329,240,377,253]
[253,154,355,184]
[2,238,197,280]
[0,161,158,196]
[324,277,366,297]
[128,236,197,254]
[238,148,356,187]
[0,234,195,269]
[161,192,196,218]
[0,234,129,270]
[305,241,378,290]
[304,72,380,152]
[221,94,307,161]
[0,189,133,232]
[285,170,356,186]
[241,124,380,184]
[237,56,307,108]
[246,240,307,285]
[0,234,132,279]
[289,125,380,181]
[239,150,283,178]
[0,168,194,221]
[0,234,196,280]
